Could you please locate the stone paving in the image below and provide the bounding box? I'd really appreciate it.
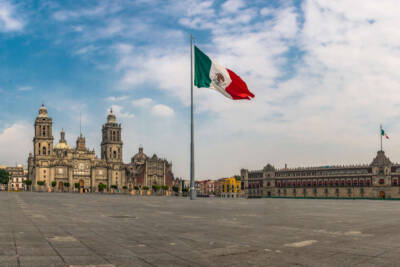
[2,192,400,266]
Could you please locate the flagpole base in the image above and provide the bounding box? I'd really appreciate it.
[190,187,196,200]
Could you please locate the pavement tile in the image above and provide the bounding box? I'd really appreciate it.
[56,247,97,256]
[0,255,18,267]
[63,255,110,265]
[19,255,65,266]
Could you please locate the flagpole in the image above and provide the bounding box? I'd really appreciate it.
[190,34,196,200]
[380,124,382,151]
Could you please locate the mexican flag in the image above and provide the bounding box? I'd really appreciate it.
[194,46,255,100]
[381,128,389,139]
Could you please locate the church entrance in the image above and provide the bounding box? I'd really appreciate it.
[58,181,64,192]
[379,191,385,199]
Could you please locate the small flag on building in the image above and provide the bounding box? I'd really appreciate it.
[381,128,389,139]
[194,46,255,100]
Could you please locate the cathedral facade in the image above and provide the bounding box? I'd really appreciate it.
[241,150,400,199]
[28,104,174,192]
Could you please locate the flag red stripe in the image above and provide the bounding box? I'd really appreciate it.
[225,69,255,100]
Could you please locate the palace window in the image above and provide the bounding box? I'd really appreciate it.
[43,146,46,155]
[353,180,358,186]
[393,179,398,186]
[366,180,371,186]
[341,180,345,186]
[361,188,364,195]
[324,188,328,194]
[360,180,364,186]
[379,179,384,184]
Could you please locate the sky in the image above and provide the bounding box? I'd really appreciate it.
[1,0,400,179]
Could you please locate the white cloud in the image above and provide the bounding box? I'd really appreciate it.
[132,98,153,108]
[107,95,128,102]
[17,86,33,91]
[114,43,133,54]
[110,105,134,118]
[74,45,99,55]
[52,2,122,21]
[260,7,272,16]
[152,104,174,117]
[221,0,245,13]
[0,0,24,32]
[0,122,32,166]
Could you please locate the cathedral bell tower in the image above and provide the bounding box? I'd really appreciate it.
[33,104,54,157]
[101,109,123,163]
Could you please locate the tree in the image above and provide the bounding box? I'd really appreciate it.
[24,180,32,191]
[142,186,149,191]
[162,185,169,191]
[172,186,179,193]
[74,183,80,189]
[98,183,107,192]
[111,185,118,189]
[64,182,70,189]
[51,181,57,187]
[134,186,139,190]
[0,169,9,185]
[37,181,45,186]
[152,185,161,192]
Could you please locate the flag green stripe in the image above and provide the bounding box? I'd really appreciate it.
[194,46,212,88]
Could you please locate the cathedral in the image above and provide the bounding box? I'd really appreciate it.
[28,104,174,192]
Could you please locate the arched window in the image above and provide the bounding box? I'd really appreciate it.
[112,131,115,141]
[38,143,41,155]
[42,126,46,136]
[43,146,46,155]
[113,151,116,159]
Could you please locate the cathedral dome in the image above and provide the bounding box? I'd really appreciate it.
[38,104,48,118]
[131,147,148,164]
[107,108,116,123]
[55,142,71,150]
[54,129,71,150]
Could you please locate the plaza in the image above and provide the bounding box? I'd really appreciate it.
[1,193,400,266]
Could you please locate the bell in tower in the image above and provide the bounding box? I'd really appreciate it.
[33,104,54,157]
[101,108,123,162]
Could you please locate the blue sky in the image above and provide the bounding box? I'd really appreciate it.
[1,0,400,179]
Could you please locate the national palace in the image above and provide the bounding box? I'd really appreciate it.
[27,104,175,192]
[241,150,400,199]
